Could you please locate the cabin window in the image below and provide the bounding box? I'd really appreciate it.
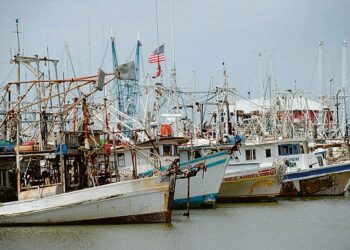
[266,149,271,158]
[163,145,172,156]
[173,145,178,155]
[317,156,324,167]
[278,144,300,156]
[245,149,256,160]
[194,150,202,159]
[292,144,300,154]
[117,153,126,167]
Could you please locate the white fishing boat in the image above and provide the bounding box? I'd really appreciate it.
[217,136,350,198]
[176,148,229,208]
[129,137,230,208]
[0,173,175,225]
[218,163,283,201]
[217,135,285,201]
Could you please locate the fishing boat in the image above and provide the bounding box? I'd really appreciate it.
[175,147,229,208]
[127,133,230,209]
[280,141,350,196]
[217,135,286,202]
[215,136,350,198]
[0,173,175,225]
[0,35,181,224]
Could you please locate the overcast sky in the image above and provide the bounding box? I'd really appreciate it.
[0,0,349,100]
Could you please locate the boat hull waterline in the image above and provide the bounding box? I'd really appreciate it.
[0,175,175,226]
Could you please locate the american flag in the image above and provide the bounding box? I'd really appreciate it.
[148,45,166,63]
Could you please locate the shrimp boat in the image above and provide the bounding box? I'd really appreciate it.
[176,147,229,208]
[279,141,350,196]
[215,136,350,198]
[0,46,179,225]
[216,135,286,202]
[118,134,230,209]
[0,173,176,225]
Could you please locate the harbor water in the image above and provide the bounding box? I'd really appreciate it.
[1,194,350,250]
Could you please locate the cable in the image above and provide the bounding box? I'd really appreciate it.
[0,65,16,86]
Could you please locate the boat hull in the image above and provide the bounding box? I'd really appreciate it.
[218,165,282,202]
[280,162,350,196]
[173,151,229,209]
[0,175,175,225]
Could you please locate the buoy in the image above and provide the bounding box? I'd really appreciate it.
[160,124,173,137]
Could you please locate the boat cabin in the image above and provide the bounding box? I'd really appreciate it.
[230,139,323,172]
[111,137,189,178]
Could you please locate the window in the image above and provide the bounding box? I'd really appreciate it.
[317,156,324,167]
[278,144,300,156]
[173,146,178,155]
[266,149,271,158]
[245,149,256,160]
[163,145,172,156]
[117,153,126,167]
[292,144,300,154]
[194,150,202,159]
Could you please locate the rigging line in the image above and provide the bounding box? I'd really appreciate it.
[100,40,110,69]
[128,44,136,62]
[0,65,16,85]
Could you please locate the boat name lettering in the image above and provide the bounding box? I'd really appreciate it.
[224,168,277,182]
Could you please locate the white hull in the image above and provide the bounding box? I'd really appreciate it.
[0,175,175,225]
[174,151,229,208]
[218,163,283,201]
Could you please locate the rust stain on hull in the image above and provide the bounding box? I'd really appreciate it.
[280,171,350,197]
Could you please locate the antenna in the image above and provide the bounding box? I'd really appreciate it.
[14,18,22,55]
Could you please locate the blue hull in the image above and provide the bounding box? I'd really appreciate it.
[173,193,217,209]
[284,162,350,181]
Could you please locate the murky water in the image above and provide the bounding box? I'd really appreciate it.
[1,194,350,250]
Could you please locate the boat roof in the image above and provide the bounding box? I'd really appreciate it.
[136,137,190,148]
[241,138,306,147]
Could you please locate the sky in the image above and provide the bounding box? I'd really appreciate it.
[0,0,349,100]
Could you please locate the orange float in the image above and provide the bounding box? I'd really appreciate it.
[160,124,173,137]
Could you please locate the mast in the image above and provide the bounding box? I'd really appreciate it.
[111,34,123,114]
[319,40,324,99]
[223,62,230,135]
[169,0,181,134]
[14,19,21,195]
[259,52,265,104]
[341,40,348,137]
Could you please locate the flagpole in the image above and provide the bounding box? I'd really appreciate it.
[155,0,161,66]
[155,0,160,49]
